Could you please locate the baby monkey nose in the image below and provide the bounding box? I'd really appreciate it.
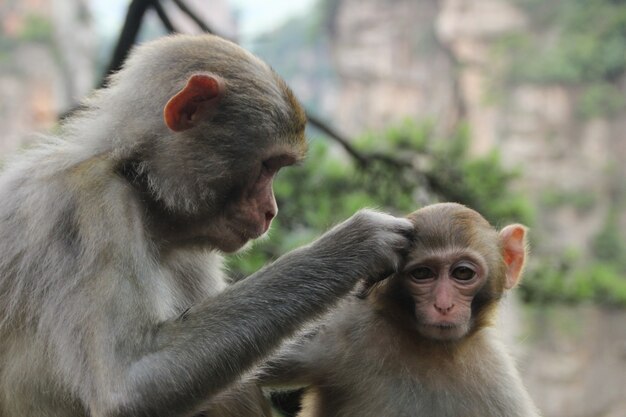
[434,303,455,314]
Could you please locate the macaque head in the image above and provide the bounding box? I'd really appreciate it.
[382,203,527,342]
[106,35,307,252]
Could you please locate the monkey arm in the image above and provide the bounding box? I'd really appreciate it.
[85,212,411,417]
[256,348,318,389]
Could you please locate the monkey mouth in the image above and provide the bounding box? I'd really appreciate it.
[429,323,457,331]
[416,322,455,332]
[226,221,266,243]
[226,224,254,242]
[419,322,468,341]
[418,322,458,333]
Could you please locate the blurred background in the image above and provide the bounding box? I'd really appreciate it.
[1,0,625,415]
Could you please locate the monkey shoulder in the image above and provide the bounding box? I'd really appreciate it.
[318,297,383,348]
[199,382,272,417]
[303,297,413,379]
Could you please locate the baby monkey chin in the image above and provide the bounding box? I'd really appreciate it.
[419,322,469,341]
[412,310,471,341]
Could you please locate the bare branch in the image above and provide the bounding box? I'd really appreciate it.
[152,0,177,33]
[171,0,214,33]
[305,113,368,167]
[100,0,152,88]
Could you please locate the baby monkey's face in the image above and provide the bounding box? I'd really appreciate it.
[392,203,527,342]
[400,245,488,341]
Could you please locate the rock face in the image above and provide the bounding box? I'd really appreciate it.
[0,0,238,158]
[434,0,624,258]
[519,305,626,417]
[329,1,626,416]
[330,0,625,263]
[497,299,626,417]
[330,0,459,136]
[0,0,96,155]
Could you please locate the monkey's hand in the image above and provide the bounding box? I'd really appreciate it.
[311,209,415,285]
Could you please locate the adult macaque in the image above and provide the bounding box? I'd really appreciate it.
[262,203,540,417]
[0,34,414,417]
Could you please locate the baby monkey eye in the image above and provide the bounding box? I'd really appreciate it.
[451,266,476,281]
[410,267,436,281]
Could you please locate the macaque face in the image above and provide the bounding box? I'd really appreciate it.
[402,249,488,341]
[388,203,527,343]
[155,69,307,253]
[161,147,303,253]
[211,153,299,252]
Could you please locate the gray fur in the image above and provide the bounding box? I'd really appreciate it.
[0,34,413,417]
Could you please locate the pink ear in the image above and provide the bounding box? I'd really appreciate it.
[499,224,528,289]
[163,74,224,132]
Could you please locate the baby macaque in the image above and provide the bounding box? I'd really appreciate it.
[262,203,540,417]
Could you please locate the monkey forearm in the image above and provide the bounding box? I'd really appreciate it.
[110,215,406,416]
[90,267,332,412]
[144,248,358,393]
[256,348,316,389]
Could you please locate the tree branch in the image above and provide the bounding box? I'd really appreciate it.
[152,0,177,33]
[305,113,368,167]
[171,0,214,33]
[100,0,152,88]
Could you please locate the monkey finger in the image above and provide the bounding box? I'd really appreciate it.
[395,218,416,240]
[355,277,386,299]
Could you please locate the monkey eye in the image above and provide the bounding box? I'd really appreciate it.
[263,155,297,174]
[451,265,476,281]
[410,267,436,281]
[261,160,275,174]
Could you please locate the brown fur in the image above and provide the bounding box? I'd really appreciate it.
[261,203,540,417]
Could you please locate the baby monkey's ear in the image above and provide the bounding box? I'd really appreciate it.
[499,224,528,289]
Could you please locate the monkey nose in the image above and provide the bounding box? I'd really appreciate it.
[434,303,455,314]
[263,210,276,232]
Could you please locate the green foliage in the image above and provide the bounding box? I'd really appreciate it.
[578,83,626,119]
[520,204,626,307]
[540,188,596,214]
[0,35,17,60]
[503,0,626,85]
[428,128,532,226]
[591,208,626,268]
[18,14,54,43]
[228,120,531,277]
[521,260,626,307]
[509,0,561,28]
[498,0,626,118]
